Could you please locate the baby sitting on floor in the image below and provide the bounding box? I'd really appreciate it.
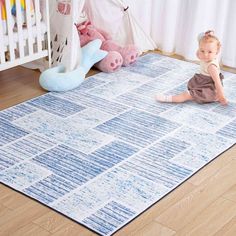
[156,30,228,106]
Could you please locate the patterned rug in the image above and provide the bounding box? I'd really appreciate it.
[1,53,236,236]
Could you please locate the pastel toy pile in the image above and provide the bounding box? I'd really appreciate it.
[75,20,139,73]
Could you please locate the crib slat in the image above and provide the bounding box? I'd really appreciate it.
[0,7,6,63]
[5,0,15,61]
[34,0,42,52]
[15,0,25,58]
[25,0,33,55]
[45,0,51,67]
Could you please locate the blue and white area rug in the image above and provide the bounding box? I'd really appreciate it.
[1,53,236,235]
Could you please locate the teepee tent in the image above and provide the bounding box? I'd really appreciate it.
[48,0,157,71]
[84,0,157,52]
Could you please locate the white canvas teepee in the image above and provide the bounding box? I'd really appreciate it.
[49,0,157,71]
[84,0,157,52]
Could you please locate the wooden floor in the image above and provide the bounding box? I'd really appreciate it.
[0,56,236,236]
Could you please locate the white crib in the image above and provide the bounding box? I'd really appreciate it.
[0,0,51,71]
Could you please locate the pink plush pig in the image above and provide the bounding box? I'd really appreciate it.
[75,20,139,73]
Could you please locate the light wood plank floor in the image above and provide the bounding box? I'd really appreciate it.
[0,54,236,236]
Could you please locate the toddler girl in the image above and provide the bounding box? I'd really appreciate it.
[156,30,228,105]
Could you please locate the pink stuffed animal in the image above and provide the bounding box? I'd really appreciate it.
[75,20,139,73]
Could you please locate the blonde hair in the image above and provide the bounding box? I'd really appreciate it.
[199,30,221,50]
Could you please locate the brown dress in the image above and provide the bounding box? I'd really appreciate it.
[187,73,224,104]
